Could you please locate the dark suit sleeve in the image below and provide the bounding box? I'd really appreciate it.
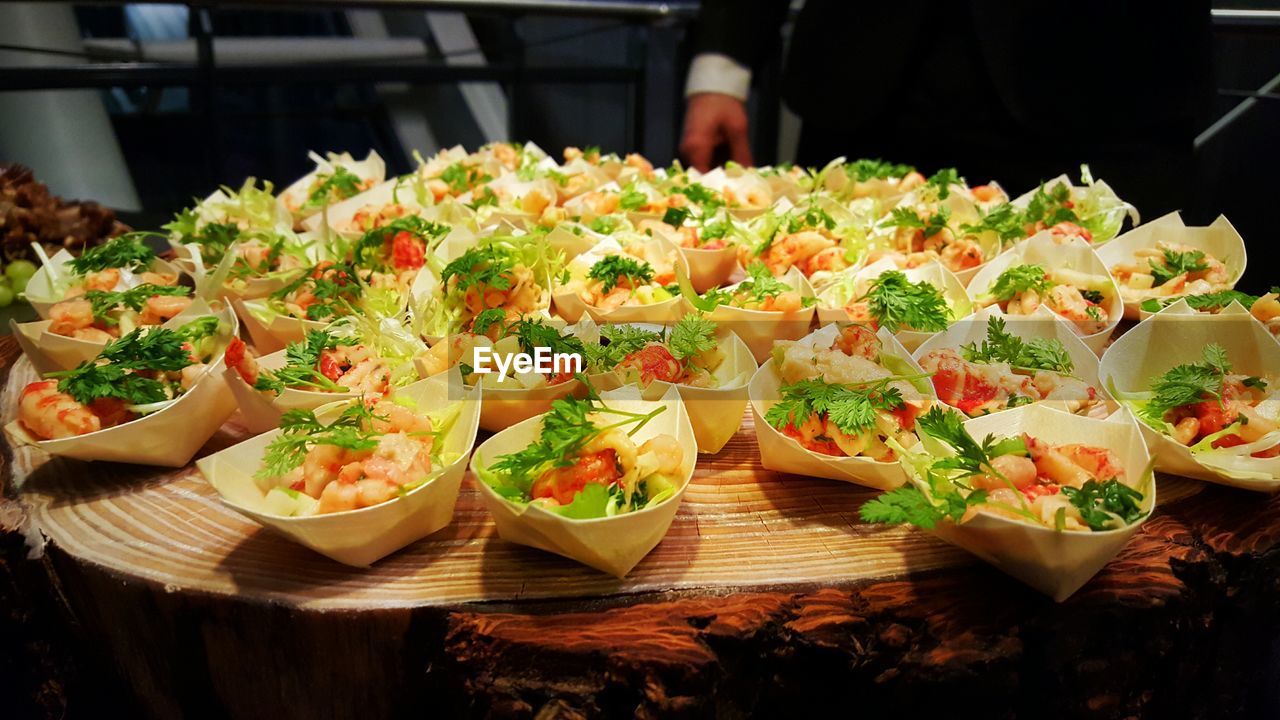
[690,0,793,70]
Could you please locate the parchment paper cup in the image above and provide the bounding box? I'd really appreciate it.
[302,177,426,238]
[470,384,696,576]
[222,347,364,435]
[678,244,740,293]
[233,298,327,355]
[4,303,239,467]
[278,150,386,224]
[1096,212,1247,320]
[685,266,816,362]
[910,403,1154,601]
[1099,309,1280,491]
[817,259,972,353]
[197,372,481,566]
[966,232,1122,353]
[911,305,1117,417]
[10,297,227,375]
[748,325,931,489]
[625,328,756,454]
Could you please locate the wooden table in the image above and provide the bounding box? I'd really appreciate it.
[2,334,1279,719]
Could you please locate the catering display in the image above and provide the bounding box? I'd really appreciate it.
[3,141,1268,599]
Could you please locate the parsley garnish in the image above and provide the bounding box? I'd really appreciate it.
[846,159,915,182]
[857,270,951,333]
[618,185,647,211]
[765,377,906,437]
[257,404,381,479]
[1149,248,1209,287]
[586,324,662,369]
[666,314,717,362]
[925,168,962,200]
[50,327,196,406]
[440,245,516,294]
[302,166,363,211]
[67,233,158,274]
[1061,480,1144,530]
[588,254,655,293]
[352,216,449,269]
[1140,344,1232,424]
[253,330,356,394]
[1140,289,1264,314]
[83,284,191,324]
[270,263,364,321]
[960,203,1025,245]
[960,317,1074,374]
[987,264,1053,302]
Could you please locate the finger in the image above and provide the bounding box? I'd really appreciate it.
[680,133,715,173]
[726,124,754,168]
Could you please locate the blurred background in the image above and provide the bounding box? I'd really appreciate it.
[0,0,1275,292]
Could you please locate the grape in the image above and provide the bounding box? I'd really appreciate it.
[5,259,36,284]
[0,284,14,308]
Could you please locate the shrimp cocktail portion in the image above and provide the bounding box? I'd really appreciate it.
[862,407,1145,532]
[47,284,194,343]
[766,324,931,461]
[253,397,464,516]
[478,392,685,515]
[19,318,225,440]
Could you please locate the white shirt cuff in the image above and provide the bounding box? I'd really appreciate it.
[684,52,752,101]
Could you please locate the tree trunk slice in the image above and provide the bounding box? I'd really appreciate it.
[2,335,1278,719]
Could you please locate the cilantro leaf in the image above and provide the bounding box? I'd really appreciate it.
[257,404,381,479]
[301,166,363,211]
[1141,343,1233,423]
[845,159,915,182]
[859,270,951,333]
[1061,479,1145,530]
[1149,247,1209,287]
[960,317,1074,374]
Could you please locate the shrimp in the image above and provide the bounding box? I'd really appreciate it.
[971,453,1038,491]
[225,337,259,385]
[336,358,391,396]
[758,231,832,276]
[19,380,101,439]
[800,247,851,277]
[1251,292,1280,331]
[48,299,95,337]
[832,324,880,361]
[139,271,178,286]
[939,239,984,271]
[82,269,120,293]
[762,291,803,313]
[1045,285,1107,334]
[139,294,192,325]
[624,153,654,177]
[72,327,115,343]
[638,434,684,476]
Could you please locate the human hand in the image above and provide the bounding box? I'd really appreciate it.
[679,93,753,172]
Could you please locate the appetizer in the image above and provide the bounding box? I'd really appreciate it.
[828,269,952,334]
[265,261,372,322]
[609,315,725,389]
[47,284,192,342]
[861,407,1145,531]
[1109,242,1232,304]
[1140,288,1280,336]
[477,392,684,515]
[876,205,987,274]
[18,319,224,440]
[250,397,462,516]
[976,263,1114,336]
[919,317,1102,417]
[765,324,931,460]
[279,151,383,222]
[28,233,178,303]
[560,244,678,313]
[685,261,810,314]
[417,315,585,391]
[421,236,557,335]
[746,204,856,280]
[1129,344,1278,459]
[1009,167,1137,244]
[226,329,392,397]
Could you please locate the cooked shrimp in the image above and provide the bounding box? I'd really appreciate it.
[971,453,1038,491]
[832,324,880,361]
[225,337,259,385]
[139,294,192,325]
[638,434,684,476]
[758,231,832,276]
[48,299,95,337]
[19,380,101,439]
[82,269,120,293]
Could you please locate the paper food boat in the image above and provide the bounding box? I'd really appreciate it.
[817,258,972,353]
[1096,212,1247,320]
[11,297,227,376]
[169,241,303,303]
[966,232,1122,354]
[906,403,1154,601]
[278,150,386,224]
[1010,172,1140,245]
[911,305,1118,417]
[24,248,187,320]
[748,325,933,489]
[470,384,696,576]
[1099,309,1280,491]
[683,265,816,363]
[197,372,481,566]
[5,303,239,467]
[552,236,688,325]
[222,347,365,435]
[622,326,757,454]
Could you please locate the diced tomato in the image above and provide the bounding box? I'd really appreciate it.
[889,403,919,431]
[620,344,682,385]
[530,449,621,505]
[390,231,426,270]
[1211,434,1245,449]
[318,351,344,382]
[1047,221,1092,243]
[1192,399,1239,437]
[781,425,843,456]
[88,398,132,428]
[930,355,997,416]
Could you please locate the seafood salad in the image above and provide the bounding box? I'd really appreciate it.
[281,153,381,220]
[47,284,193,342]
[19,318,226,439]
[745,204,857,280]
[37,233,178,301]
[422,237,557,334]
[478,393,686,515]
[862,407,1146,531]
[765,324,932,460]
[418,316,585,390]
[226,329,393,397]
[605,315,725,389]
[1126,344,1279,459]
[919,318,1102,417]
[977,263,1114,336]
[562,245,678,312]
[833,269,952,334]
[1110,242,1232,304]
[684,261,810,313]
[253,397,463,515]
[264,262,374,322]
[1140,288,1280,336]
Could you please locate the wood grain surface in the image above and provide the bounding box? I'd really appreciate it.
[2,334,1279,719]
